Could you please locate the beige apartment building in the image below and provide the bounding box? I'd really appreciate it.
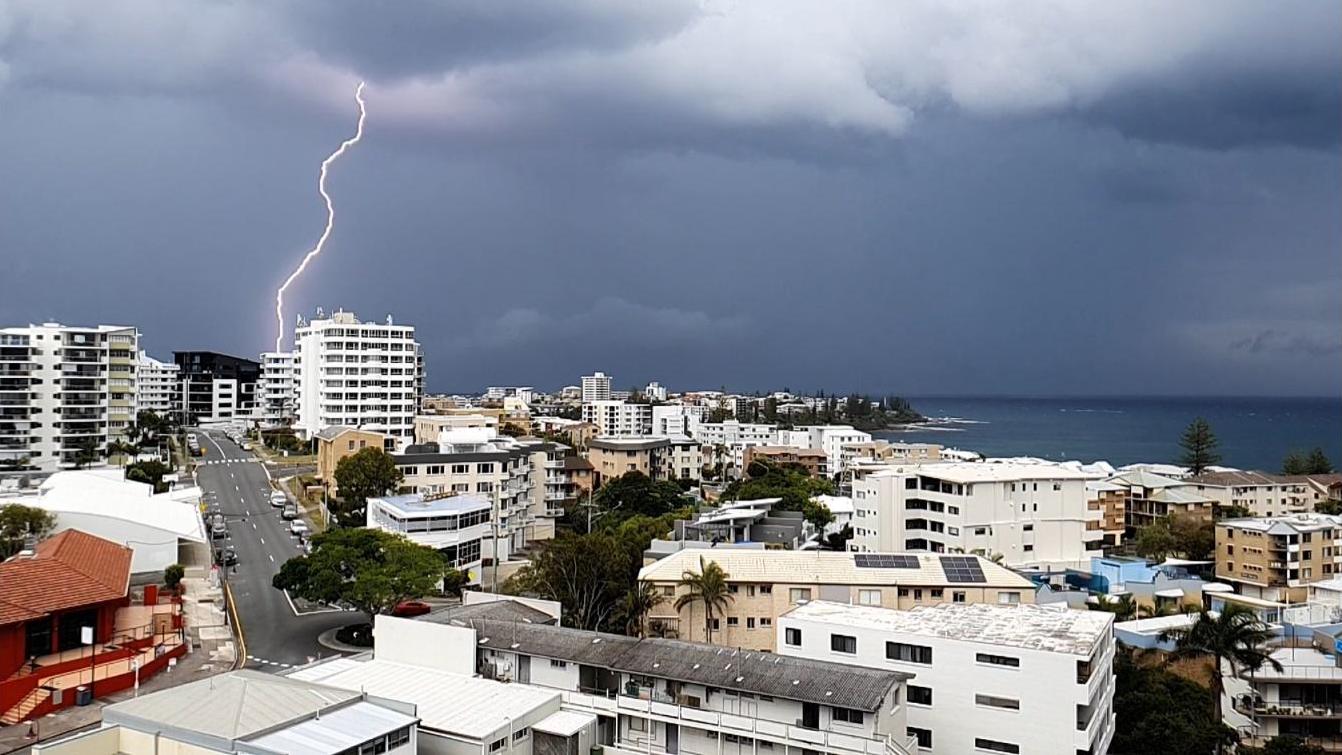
[1192,471,1342,518]
[586,436,702,485]
[743,445,827,477]
[638,550,1036,651]
[314,426,393,494]
[839,441,943,470]
[413,412,498,443]
[1216,513,1342,602]
[1108,469,1215,534]
[1087,480,1128,548]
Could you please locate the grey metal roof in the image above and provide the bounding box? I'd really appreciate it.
[315,425,359,441]
[103,669,360,742]
[465,619,908,711]
[420,601,557,625]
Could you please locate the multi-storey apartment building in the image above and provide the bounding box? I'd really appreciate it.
[743,445,827,477]
[367,492,492,580]
[1191,471,1333,518]
[643,381,667,402]
[582,400,652,436]
[586,436,702,485]
[0,323,138,472]
[292,310,422,444]
[393,431,570,547]
[850,463,1103,569]
[434,616,923,755]
[1107,468,1215,533]
[257,350,296,425]
[692,420,779,476]
[650,403,707,436]
[581,371,613,402]
[777,601,1116,755]
[639,550,1036,651]
[133,351,179,419]
[839,441,943,471]
[1226,643,1342,750]
[414,412,499,443]
[1087,480,1128,548]
[787,425,872,476]
[173,350,258,425]
[1216,514,1342,603]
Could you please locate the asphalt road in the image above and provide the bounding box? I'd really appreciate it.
[193,431,353,670]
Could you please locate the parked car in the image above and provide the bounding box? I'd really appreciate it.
[270,491,288,508]
[216,546,237,566]
[281,505,298,520]
[289,520,309,537]
[210,521,227,540]
[392,600,432,617]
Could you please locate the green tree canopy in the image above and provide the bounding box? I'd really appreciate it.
[1240,737,1327,755]
[272,528,451,622]
[1135,516,1215,561]
[722,461,836,512]
[1159,604,1283,739]
[505,531,632,631]
[126,460,172,494]
[1110,652,1236,755]
[593,471,689,523]
[0,504,57,559]
[1179,417,1222,475]
[332,447,404,526]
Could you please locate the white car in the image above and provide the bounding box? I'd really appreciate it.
[269,491,287,508]
[289,520,309,537]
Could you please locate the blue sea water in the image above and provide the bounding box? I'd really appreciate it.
[876,396,1342,471]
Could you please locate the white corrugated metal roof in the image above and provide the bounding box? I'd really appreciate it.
[532,710,596,738]
[639,549,1034,589]
[247,700,418,755]
[288,658,558,739]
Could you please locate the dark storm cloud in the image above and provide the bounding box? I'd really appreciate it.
[0,1,1339,396]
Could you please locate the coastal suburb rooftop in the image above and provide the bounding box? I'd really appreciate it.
[1219,512,1342,533]
[370,493,492,515]
[874,461,1095,483]
[784,601,1113,657]
[638,549,1035,589]
[459,617,909,711]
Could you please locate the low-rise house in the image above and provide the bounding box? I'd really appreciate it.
[586,436,701,486]
[639,550,1036,651]
[32,670,419,755]
[1108,469,1215,533]
[777,601,1116,755]
[671,498,815,549]
[314,425,393,494]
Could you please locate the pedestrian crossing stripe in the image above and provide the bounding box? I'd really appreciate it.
[246,655,293,668]
[200,459,261,465]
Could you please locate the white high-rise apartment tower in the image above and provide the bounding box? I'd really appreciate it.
[292,310,422,444]
[135,351,180,418]
[580,371,612,402]
[258,351,296,425]
[0,322,138,472]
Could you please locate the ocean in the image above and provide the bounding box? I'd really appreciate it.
[875,396,1342,472]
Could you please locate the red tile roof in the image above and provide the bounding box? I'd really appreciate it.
[0,530,131,626]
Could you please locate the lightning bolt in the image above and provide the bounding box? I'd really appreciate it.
[274,80,368,352]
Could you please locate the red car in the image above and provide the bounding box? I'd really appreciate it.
[392,600,432,617]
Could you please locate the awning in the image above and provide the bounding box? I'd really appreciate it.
[1155,588,1185,599]
[533,710,596,738]
[1158,558,1213,567]
[1201,583,1235,594]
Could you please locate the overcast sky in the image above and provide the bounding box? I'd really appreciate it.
[1,1,1339,396]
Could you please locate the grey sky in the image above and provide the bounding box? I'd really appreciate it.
[1,1,1338,395]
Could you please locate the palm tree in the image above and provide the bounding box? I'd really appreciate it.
[623,582,665,638]
[1159,604,1283,744]
[675,556,733,644]
[1091,594,1137,621]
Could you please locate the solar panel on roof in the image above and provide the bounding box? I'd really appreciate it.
[854,554,920,569]
[939,555,987,583]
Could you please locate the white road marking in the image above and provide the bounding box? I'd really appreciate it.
[251,522,257,530]
[269,554,275,563]
[259,538,265,545]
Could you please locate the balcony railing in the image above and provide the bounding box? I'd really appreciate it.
[1235,695,1342,718]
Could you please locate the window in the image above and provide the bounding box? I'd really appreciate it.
[489,738,507,752]
[908,727,932,748]
[452,463,469,474]
[387,727,411,748]
[886,642,932,664]
[831,707,864,724]
[931,589,943,599]
[1022,524,1033,532]
[760,617,772,627]
[759,585,772,594]
[729,584,739,593]
[997,592,1021,605]
[975,694,1020,710]
[908,685,932,705]
[628,717,646,732]
[747,617,756,629]
[859,589,881,606]
[727,617,739,627]
[830,634,857,654]
[785,627,802,646]
[790,587,812,603]
[550,659,568,669]
[974,738,1019,753]
[512,728,530,742]
[976,653,1020,668]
